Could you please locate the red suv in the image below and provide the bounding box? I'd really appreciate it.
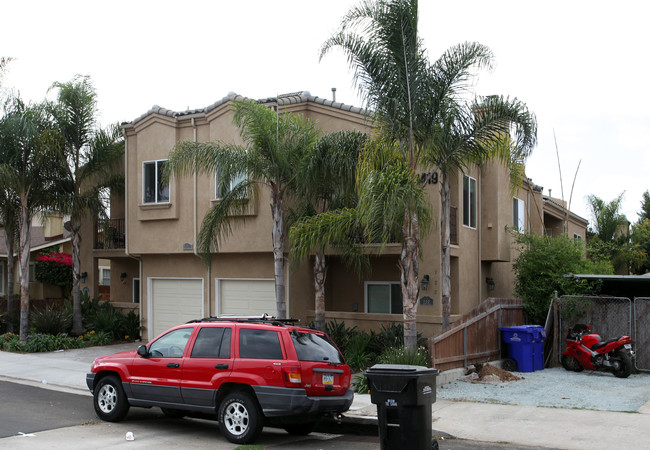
[86,317,352,444]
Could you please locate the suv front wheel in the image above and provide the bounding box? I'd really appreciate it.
[218,391,264,444]
[93,375,130,422]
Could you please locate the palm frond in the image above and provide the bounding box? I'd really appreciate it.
[196,179,259,263]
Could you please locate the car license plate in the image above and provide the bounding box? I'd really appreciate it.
[322,373,334,385]
[624,344,632,349]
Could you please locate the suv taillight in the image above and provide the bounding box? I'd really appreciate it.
[282,366,302,387]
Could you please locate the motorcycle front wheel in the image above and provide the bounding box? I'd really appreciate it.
[611,350,633,378]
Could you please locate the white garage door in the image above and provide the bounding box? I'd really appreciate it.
[219,279,276,317]
[150,278,203,339]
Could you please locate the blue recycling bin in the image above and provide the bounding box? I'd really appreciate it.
[500,325,546,372]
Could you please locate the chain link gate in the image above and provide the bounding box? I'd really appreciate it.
[634,298,650,372]
[556,295,633,366]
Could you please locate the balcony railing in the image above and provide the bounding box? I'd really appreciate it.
[95,218,125,249]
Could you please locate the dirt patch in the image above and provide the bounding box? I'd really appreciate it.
[463,363,521,384]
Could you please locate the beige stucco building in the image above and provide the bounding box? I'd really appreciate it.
[78,92,587,341]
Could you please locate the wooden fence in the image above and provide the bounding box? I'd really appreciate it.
[428,298,525,371]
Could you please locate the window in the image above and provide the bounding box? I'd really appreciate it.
[133,278,140,303]
[191,327,232,358]
[215,167,246,200]
[365,282,403,314]
[148,328,192,358]
[463,175,477,228]
[143,160,169,204]
[291,331,344,363]
[574,233,582,240]
[513,197,525,232]
[239,328,283,359]
[100,268,111,286]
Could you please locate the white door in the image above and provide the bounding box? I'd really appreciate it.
[150,278,203,339]
[219,279,276,317]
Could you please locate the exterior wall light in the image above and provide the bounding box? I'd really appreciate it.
[420,274,430,291]
[486,277,495,291]
[120,272,127,282]
[81,272,88,283]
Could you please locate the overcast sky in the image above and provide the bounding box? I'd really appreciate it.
[3,0,648,225]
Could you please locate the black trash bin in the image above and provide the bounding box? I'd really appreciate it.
[365,364,440,450]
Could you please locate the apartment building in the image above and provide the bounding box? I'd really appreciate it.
[80,92,587,341]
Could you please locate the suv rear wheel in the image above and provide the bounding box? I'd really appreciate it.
[218,391,263,444]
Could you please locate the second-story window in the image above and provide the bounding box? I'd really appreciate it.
[215,167,246,200]
[513,197,525,232]
[143,160,169,204]
[463,174,477,229]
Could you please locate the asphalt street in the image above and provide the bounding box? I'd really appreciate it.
[0,380,554,449]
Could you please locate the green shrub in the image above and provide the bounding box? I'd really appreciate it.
[83,330,112,346]
[378,346,429,367]
[30,305,72,335]
[0,332,86,353]
[345,332,374,371]
[82,294,141,341]
[351,374,370,394]
[325,319,357,355]
[513,232,606,325]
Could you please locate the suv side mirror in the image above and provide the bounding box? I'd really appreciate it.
[137,344,150,358]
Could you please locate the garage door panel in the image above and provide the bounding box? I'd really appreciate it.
[151,279,203,338]
[220,280,276,317]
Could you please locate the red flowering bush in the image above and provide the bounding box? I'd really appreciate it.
[35,252,73,297]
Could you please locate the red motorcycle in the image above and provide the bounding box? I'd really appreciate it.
[561,324,635,378]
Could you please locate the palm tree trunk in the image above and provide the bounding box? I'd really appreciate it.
[400,209,420,351]
[70,216,83,335]
[271,192,287,319]
[4,229,15,333]
[313,252,327,331]
[440,172,452,330]
[18,203,31,341]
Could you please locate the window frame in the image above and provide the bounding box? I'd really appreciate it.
[100,267,111,286]
[513,197,525,232]
[142,159,170,204]
[364,281,403,314]
[463,174,477,229]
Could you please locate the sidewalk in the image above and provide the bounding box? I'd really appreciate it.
[1,344,649,449]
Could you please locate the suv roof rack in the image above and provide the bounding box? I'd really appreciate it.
[187,313,301,326]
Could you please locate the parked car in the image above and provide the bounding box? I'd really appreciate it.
[86,316,353,444]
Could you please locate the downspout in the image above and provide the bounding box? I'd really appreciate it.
[123,129,143,335]
[191,118,211,316]
[477,169,482,305]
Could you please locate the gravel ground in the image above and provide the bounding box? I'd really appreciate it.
[436,366,650,412]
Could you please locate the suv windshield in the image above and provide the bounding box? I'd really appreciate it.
[290,331,344,364]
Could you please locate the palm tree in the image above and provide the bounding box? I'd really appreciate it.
[320,0,537,345]
[320,0,437,350]
[48,75,124,335]
[290,130,367,331]
[167,99,320,319]
[425,94,537,329]
[587,193,627,242]
[0,97,62,340]
[0,186,19,333]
